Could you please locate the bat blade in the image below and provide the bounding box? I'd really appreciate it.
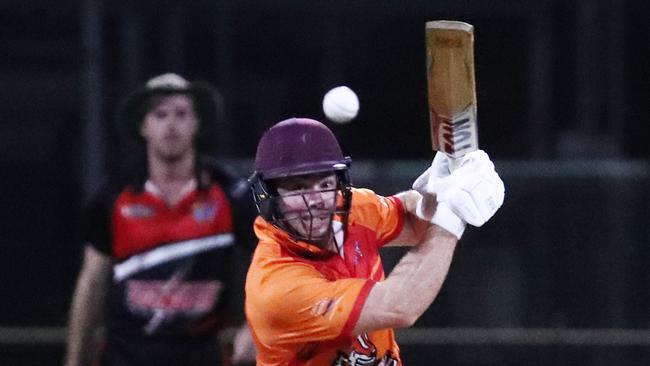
[425,20,478,159]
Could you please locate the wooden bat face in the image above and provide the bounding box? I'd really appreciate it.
[426,20,479,159]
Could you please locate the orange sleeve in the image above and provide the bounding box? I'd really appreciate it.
[247,255,375,347]
[349,188,404,246]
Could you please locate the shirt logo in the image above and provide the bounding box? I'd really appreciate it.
[126,279,223,334]
[353,240,363,266]
[126,280,222,313]
[192,202,218,222]
[311,298,337,317]
[334,333,399,366]
[120,204,154,218]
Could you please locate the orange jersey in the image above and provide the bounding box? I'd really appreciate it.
[245,188,405,365]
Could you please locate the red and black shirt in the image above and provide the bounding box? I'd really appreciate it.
[83,163,253,341]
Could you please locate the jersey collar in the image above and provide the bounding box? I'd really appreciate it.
[144,178,197,204]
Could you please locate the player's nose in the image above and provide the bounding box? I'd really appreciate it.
[304,191,325,208]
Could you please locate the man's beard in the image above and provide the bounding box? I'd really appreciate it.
[154,142,192,163]
[284,211,334,244]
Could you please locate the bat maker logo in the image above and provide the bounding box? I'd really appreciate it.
[431,104,478,158]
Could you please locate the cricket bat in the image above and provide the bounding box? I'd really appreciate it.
[425,20,479,167]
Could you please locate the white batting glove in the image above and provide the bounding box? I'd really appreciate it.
[438,150,505,227]
[412,152,466,239]
[411,150,505,237]
[412,151,451,189]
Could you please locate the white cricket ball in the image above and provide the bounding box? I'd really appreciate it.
[322,86,359,124]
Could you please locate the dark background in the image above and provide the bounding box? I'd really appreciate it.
[1,0,649,364]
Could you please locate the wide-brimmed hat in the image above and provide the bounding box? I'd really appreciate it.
[115,73,221,144]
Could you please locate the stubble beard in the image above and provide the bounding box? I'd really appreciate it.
[288,214,334,248]
[154,140,193,164]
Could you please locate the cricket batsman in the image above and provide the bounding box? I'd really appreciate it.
[245,117,504,365]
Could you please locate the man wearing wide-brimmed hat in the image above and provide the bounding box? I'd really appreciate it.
[65,74,256,366]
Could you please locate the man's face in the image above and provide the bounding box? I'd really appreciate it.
[140,94,199,162]
[275,173,338,244]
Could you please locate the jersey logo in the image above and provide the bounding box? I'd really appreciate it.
[126,280,222,312]
[333,333,399,366]
[310,297,340,317]
[120,204,154,218]
[126,279,223,334]
[353,240,363,266]
[192,202,218,222]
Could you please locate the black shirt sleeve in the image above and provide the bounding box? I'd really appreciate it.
[202,158,257,251]
[81,187,116,255]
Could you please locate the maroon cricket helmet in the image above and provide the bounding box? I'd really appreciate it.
[254,118,349,180]
[250,117,352,244]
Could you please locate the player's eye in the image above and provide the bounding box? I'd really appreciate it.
[175,109,188,118]
[153,110,169,119]
[278,183,306,193]
[319,177,336,190]
[289,185,306,192]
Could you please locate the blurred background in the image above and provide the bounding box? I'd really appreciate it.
[1,0,649,364]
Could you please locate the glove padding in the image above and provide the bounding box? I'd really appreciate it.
[411,151,452,219]
[411,152,464,238]
[412,150,505,236]
[439,151,505,227]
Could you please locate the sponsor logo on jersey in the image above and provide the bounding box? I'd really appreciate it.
[311,297,338,317]
[120,204,154,218]
[333,334,399,366]
[126,279,223,313]
[353,240,363,266]
[125,279,224,335]
[192,202,218,222]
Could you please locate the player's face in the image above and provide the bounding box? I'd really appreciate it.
[275,173,338,245]
[140,95,199,162]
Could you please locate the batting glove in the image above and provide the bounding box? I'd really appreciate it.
[412,150,505,238]
[412,152,466,238]
[439,150,505,227]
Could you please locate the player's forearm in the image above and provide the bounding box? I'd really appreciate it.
[377,225,456,324]
[65,247,110,366]
[354,224,457,333]
[65,278,103,365]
